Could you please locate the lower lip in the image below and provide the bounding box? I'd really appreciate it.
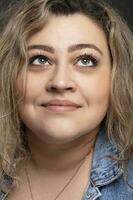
[44,105,78,112]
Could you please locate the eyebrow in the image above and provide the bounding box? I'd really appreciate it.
[68,43,103,55]
[28,45,54,53]
[28,43,103,55]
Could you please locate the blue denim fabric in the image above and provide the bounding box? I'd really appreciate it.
[0,127,133,200]
[81,128,133,200]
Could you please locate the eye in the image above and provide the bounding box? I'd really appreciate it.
[28,55,51,67]
[75,54,98,68]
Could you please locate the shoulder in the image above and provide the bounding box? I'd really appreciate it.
[98,159,133,200]
[0,174,13,200]
[87,127,133,200]
[99,171,133,200]
[0,192,8,200]
[127,159,133,190]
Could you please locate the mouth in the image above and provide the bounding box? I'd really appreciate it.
[44,105,77,112]
[40,99,82,113]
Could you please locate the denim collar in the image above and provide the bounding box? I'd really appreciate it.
[90,126,123,186]
[82,126,124,200]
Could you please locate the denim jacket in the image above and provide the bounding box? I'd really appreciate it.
[0,128,133,200]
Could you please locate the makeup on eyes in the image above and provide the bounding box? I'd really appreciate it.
[28,50,55,69]
[29,55,52,66]
[74,53,99,67]
[27,49,100,70]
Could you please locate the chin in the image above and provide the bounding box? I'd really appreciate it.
[37,125,95,145]
[45,132,79,145]
[32,127,82,145]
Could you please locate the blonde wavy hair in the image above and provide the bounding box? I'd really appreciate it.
[0,0,133,191]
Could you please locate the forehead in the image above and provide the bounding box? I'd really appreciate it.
[28,13,108,53]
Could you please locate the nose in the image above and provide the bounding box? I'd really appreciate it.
[46,66,76,94]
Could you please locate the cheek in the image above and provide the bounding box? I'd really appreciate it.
[16,73,43,103]
[92,76,110,102]
[16,74,42,121]
[79,69,111,106]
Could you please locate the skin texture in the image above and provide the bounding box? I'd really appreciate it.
[17,14,111,146]
[11,14,112,200]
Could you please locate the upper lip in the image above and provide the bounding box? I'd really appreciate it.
[42,99,81,107]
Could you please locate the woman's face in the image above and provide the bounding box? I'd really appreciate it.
[16,14,111,144]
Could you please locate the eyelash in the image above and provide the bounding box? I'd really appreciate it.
[28,53,99,69]
[74,53,98,68]
[28,55,52,66]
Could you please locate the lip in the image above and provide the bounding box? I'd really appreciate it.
[41,99,81,112]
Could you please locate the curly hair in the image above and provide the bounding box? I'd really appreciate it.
[0,0,133,191]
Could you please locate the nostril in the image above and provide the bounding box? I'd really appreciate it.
[47,86,61,93]
[66,87,73,90]
[47,85,72,92]
[46,80,76,93]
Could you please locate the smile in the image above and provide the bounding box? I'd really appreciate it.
[40,99,81,113]
[43,105,79,112]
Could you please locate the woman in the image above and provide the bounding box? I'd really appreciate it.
[0,0,133,199]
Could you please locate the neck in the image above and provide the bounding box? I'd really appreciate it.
[27,127,99,173]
